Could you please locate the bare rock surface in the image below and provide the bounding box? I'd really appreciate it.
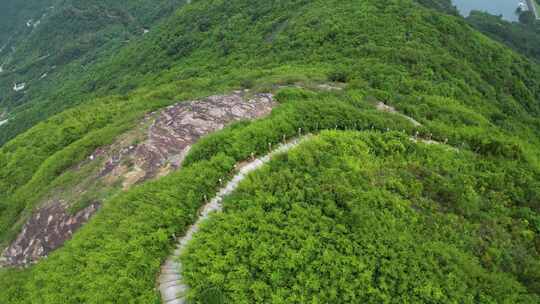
[1,201,99,267]
[100,92,275,188]
[132,92,275,183]
[1,92,276,267]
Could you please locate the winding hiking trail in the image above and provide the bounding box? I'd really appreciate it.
[158,101,461,303]
[158,137,307,304]
[376,101,422,127]
[374,101,456,149]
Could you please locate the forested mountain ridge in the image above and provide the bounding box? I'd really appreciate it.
[422,0,540,63]
[466,11,540,62]
[0,0,539,303]
[0,0,56,47]
[0,0,187,145]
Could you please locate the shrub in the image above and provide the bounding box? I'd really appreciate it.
[327,70,350,83]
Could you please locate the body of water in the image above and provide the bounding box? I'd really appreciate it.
[453,0,521,21]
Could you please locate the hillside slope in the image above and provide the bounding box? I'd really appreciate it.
[0,0,186,144]
[466,11,540,62]
[0,0,56,47]
[0,0,539,303]
[183,130,539,303]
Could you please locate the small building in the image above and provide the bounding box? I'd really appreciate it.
[13,83,26,92]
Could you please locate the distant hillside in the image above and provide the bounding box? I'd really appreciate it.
[467,11,540,62]
[0,0,186,145]
[418,0,540,63]
[416,0,459,15]
[0,0,56,47]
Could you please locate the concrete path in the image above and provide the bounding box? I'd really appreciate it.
[158,137,307,304]
[376,102,422,127]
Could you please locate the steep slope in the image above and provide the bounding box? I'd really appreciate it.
[1,91,275,266]
[466,11,540,62]
[0,0,539,303]
[0,0,56,48]
[419,0,540,63]
[0,0,187,145]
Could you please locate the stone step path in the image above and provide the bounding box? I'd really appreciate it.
[374,101,459,151]
[376,101,422,127]
[158,137,307,304]
[156,117,459,304]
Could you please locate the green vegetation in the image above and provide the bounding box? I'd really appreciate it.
[0,0,55,46]
[184,91,417,167]
[0,95,417,303]
[421,0,540,63]
[2,87,539,302]
[182,131,540,303]
[466,11,540,62]
[0,0,539,302]
[0,95,149,245]
[415,0,459,15]
[0,153,235,303]
[0,0,187,144]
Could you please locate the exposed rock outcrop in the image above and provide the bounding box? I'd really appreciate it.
[1,202,99,267]
[1,91,276,267]
[101,92,275,188]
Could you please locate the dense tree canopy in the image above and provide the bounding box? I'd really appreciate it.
[467,11,540,62]
[0,0,539,303]
[183,131,540,303]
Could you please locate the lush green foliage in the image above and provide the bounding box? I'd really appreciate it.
[0,0,186,144]
[467,11,540,62]
[183,131,540,303]
[185,91,417,166]
[415,0,459,15]
[3,0,540,145]
[423,0,540,63]
[0,153,235,303]
[0,0,540,302]
[0,95,154,245]
[0,95,416,303]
